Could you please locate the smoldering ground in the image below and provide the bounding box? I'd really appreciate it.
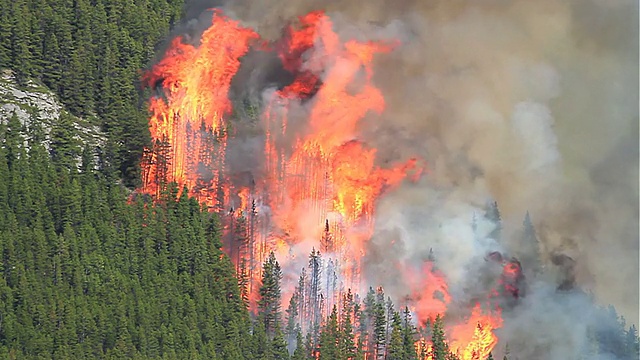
[151,0,638,358]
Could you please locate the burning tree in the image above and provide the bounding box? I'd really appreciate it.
[136,8,507,360]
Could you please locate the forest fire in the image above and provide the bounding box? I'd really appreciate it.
[139,9,504,359]
[263,11,420,290]
[407,261,505,360]
[140,10,259,207]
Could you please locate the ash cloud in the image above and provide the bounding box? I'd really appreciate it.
[162,0,638,357]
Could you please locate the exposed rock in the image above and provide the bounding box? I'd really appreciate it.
[0,69,106,166]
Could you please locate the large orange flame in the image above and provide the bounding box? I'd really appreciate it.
[263,11,418,291]
[408,262,504,360]
[449,304,503,360]
[140,10,258,207]
[139,9,501,360]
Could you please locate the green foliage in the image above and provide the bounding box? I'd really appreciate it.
[625,325,639,359]
[431,315,449,360]
[259,251,283,339]
[339,290,357,359]
[517,211,542,274]
[373,289,387,358]
[291,331,307,360]
[0,0,183,185]
[0,129,257,358]
[402,307,417,360]
[318,305,339,360]
[387,311,406,360]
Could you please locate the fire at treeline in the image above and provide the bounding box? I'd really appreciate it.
[131,8,639,360]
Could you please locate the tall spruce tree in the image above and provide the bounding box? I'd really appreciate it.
[431,315,449,360]
[484,201,502,242]
[402,306,417,360]
[387,311,406,360]
[285,291,300,353]
[520,211,542,275]
[625,324,640,359]
[340,289,357,359]
[259,251,283,339]
[308,248,322,338]
[373,288,387,359]
[319,305,340,360]
[292,330,307,360]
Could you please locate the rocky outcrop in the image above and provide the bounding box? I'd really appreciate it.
[0,69,106,162]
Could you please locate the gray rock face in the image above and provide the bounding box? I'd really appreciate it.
[0,69,106,165]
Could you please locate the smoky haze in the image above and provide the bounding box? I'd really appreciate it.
[157,0,639,358]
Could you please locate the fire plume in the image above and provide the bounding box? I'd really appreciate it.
[140,11,258,206]
[139,8,503,360]
[263,11,418,289]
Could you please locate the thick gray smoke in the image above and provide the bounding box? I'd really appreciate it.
[165,0,638,358]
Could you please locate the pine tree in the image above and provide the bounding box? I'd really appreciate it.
[373,288,387,359]
[9,0,33,84]
[233,211,249,268]
[308,248,322,337]
[402,306,417,360]
[252,320,270,359]
[238,258,250,308]
[503,343,510,360]
[431,315,449,360]
[484,201,502,242]
[387,311,405,360]
[42,32,63,90]
[292,330,307,360]
[0,0,11,65]
[340,289,357,359]
[259,251,283,339]
[321,219,333,253]
[520,211,542,275]
[319,305,340,360]
[625,324,639,359]
[285,291,299,353]
[297,268,307,333]
[362,287,377,357]
[50,111,81,170]
[354,297,366,360]
[272,328,290,360]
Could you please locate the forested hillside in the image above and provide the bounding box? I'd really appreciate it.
[0,111,476,359]
[0,0,183,185]
[0,115,260,358]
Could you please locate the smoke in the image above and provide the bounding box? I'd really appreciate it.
[156,0,638,357]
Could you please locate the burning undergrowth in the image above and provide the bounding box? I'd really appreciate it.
[135,1,638,359]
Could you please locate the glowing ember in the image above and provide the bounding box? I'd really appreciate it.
[500,258,525,299]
